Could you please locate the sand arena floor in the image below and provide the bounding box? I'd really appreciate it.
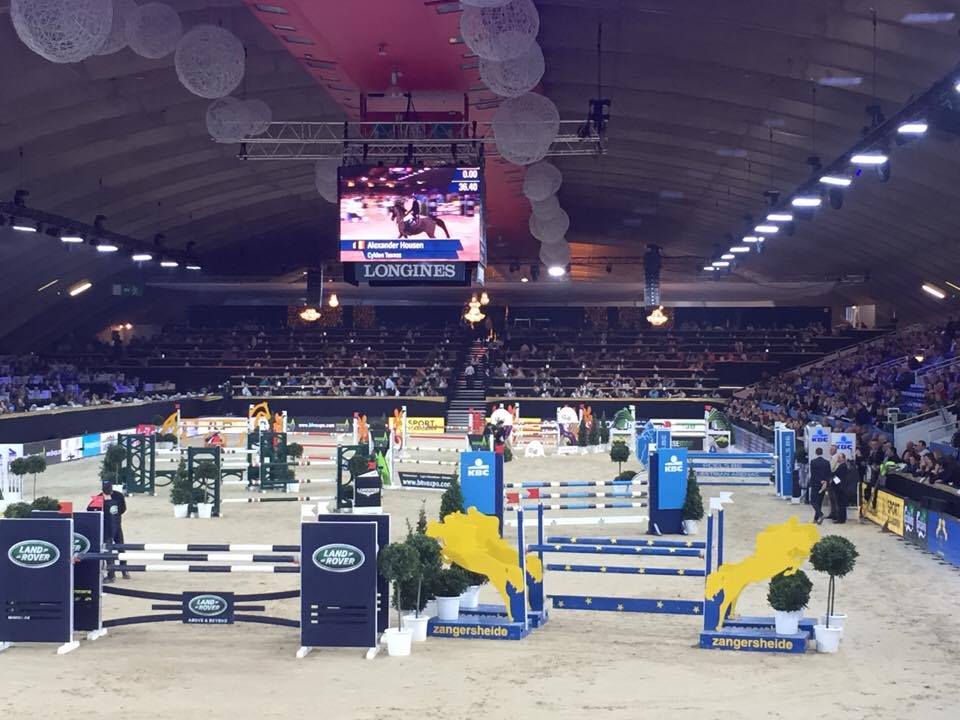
[4,451,960,720]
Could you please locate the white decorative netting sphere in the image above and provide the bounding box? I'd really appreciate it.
[522,161,562,202]
[493,92,559,166]
[11,0,113,64]
[244,99,272,136]
[206,97,251,143]
[96,0,137,56]
[126,2,182,60]
[315,158,340,203]
[539,241,570,267]
[460,0,539,61]
[175,25,246,99]
[530,194,561,220]
[529,207,570,241]
[480,42,544,98]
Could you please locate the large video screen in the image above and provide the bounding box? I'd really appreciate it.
[339,165,483,263]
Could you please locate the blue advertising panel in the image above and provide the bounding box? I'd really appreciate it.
[927,512,960,569]
[461,451,498,515]
[0,517,74,645]
[775,428,795,497]
[637,420,656,468]
[82,433,102,458]
[656,448,688,510]
[301,521,378,650]
[70,511,103,633]
[656,429,672,451]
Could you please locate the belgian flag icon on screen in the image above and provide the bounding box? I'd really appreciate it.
[352,241,365,250]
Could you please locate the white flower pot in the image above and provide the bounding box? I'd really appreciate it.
[383,627,413,657]
[423,599,437,618]
[460,585,481,610]
[682,519,700,535]
[173,504,189,519]
[820,614,846,638]
[196,503,213,519]
[403,614,429,642]
[436,595,461,621]
[814,624,842,653]
[774,609,802,635]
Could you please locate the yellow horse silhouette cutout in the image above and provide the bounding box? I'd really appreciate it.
[427,508,543,621]
[704,516,819,630]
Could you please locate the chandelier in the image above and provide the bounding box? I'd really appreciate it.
[646,305,668,327]
[299,307,321,322]
[464,295,485,323]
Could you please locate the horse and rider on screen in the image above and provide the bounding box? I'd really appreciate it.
[389,198,450,239]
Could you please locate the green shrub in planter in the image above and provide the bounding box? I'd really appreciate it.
[438,476,464,521]
[682,469,704,522]
[599,414,610,444]
[433,566,470,598]
[32,496,62,512]
[286,442,304,460]
[3,502,33,519]
[810,535,858,628]
[398,531,443,615]
[454,563,487,588]
[100,445,127,486]
[577,417,588,447]
[616,470,637,482]
[767,570,813,612]
[588,419,600,446]
[378,542,419,629]
[610,441,630,474]
[156,433,179,444]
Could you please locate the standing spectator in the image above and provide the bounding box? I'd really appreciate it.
[87,481,129,582]
[809,447,832,524]
[832,453,850,524]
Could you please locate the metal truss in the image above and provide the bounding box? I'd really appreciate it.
[236,120,605,162]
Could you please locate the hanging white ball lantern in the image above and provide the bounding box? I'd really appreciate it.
[175,25,246,99]
[493,92,559,166]
[96,0,137,56]
[539,241,570,267]
[522,160,562,202]
[126,2,182,60]
[244,99,272,136]
[530,194,561,220]
[315,158,341,203]
[206,97,251,143]
[529,207,570,241]
[11,0,113,64]
[460,0,539,61]
[480,42,544,98]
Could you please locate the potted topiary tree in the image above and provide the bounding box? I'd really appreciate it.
[681,468,704,535]
[378,541,419,656]
[25,454,46,500]
[400,530,442,641]
[31,496,62,512]
[599,413,610,448]
[610,441,630,476]
[577,416,589,454]
[588,417,601,453]
[287,442,304,462]
[193,461,218,518]
[439,476,464,521]
[810,535,858,653]
[433,565,470,621]
[767,569,813,635]
[100,445,127,489]
[169,461,192,518]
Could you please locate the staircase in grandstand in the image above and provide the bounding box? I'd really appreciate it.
[445,339,489,430]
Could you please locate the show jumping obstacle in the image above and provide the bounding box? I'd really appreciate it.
[503,474,650,527]
[687,452,775,487]
[0,510,390,658]
[386,405,470,491]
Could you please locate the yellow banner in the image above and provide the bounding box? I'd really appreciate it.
[860,484,905,537]
[407,417,446,435]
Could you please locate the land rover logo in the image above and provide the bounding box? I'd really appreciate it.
[187,594,229,617]
[312,543,365,572]
[8,540,60,569]
[73,533,91,555]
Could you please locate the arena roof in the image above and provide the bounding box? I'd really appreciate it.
[1,0,959,339]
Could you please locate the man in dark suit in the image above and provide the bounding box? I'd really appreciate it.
[809,447,832,524]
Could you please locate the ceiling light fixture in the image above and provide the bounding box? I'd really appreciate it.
[817,76,863,87]
[897,121,928,135]
[729,246,750,253]
[520,277,529,283]
[186,264,202,271]
[328,292,339,308]
[646,305,669,327]
[96,242,118,253]
[479,291,490,306]
[69,281,92,297]
[901,12,955,24]
[712,261,730,267]
[131,252,153,262]
[547,265,566,277]
[742,236,761,243]
[791,196,822,208]
[60,234,84,243]
[160,259,179,268]
[820,175,852,187]
[720,253,735,260]
[766,213,793,222]
[36,279,59,292]
[11,219,36,232]
[850,152,888,165]
[754,224,779,234]
[922,283,946,299]
[703,266,716,271]
[299,307,321,322]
